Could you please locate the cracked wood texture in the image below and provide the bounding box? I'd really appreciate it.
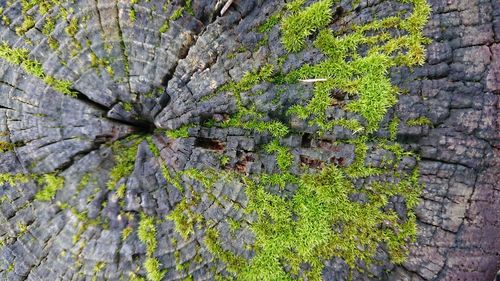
[0,0,498,280]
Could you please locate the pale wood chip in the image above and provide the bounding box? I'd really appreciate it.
[221,0,234,16]
[299,78,328,83]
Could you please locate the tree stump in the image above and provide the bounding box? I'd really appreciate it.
[0,0,498,280]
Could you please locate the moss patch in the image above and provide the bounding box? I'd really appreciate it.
[106,137,142,190]
[35,174,65,201]
[163,0,431,279]
[407,116,432,127]
[138,214,166,281]
[0,141,15,153]
[0,43,75,96]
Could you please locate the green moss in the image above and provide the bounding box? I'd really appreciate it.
[129,9,137,23]
[344,136,381,178]
[122,102,133,112]
[38,1,51,15]
[15,16,35,36]
[138,214,166,281]
[77,173,91,192]
[285,45,398,132]
[144,257,166,281]
[203,164,416,279]
[181,2,431,269]
[183,168,218,189]
[138,213,157,255]
[218,64,274,95]
[184,59,423,278]
[17,222,28,236]
[166,199,202,240]
[89,52,99,68]
[0,43,75,96]
[93,262,106,275]
[166,124,191,138]
[7,263,14,272]
[160,163,184,192]
[42,17,55,35]
[106,65,114,77]
[406,116,432,127]
[159,4,187,33]
[107,138,141,190]
[0,141,14,153]
[56,201,69,210]
[65,17,79,37]
[20,0,37,13]
[35,174,65,201]
[89,52,111,70]
[2,15,10,26]
[343,55,398,131]
[281,0,334,52]
[265,140,293,171]
[48,36,59,50]
[257,11,282,33]
[255,35,269,50]
[258,172,298,190]
[71,41,82,57]
[145,136,160,157]
[159,20,169,33]
[219,155,230,166]
[185,0,194,15]
[104,43,113,54]
[378,140,413,164]
[217,64,290,138]
[170,7,184,21]
[224,117,289,138]
[204,228,246,274]
[280,0,430,133]
[130,272,146,281]
[389,116,400,141]
[121,225,133,241]
[116,184,126,199]
[227,217,241,233]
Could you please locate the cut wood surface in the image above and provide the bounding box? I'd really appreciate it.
[0,0,498,280]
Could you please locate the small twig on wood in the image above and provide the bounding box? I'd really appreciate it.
[221,0,234,16]
[299,78,328,83]
[352,127,364,135]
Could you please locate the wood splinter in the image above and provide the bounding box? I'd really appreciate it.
[299,78,328,83]
[220,0,234,16]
